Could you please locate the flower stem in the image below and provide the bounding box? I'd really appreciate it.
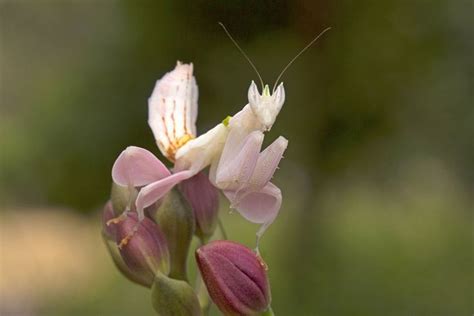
[261,306,275,316]
[195,273,211,315]
[196,238,211,315]
[218,217,228,240]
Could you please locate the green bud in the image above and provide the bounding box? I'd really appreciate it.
[111,182,137,214]
[151,188,195,280]
[151,272,202,316]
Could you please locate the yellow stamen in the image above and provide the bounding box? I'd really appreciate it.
[165,133,195,162]
[117,222,141,249]
[118,234,133,249]
[106,212,128,226]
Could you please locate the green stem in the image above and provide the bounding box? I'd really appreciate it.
[218,217,228,240]
[261,306,275,316]
[196,237,211,315]
[195,273,211,315]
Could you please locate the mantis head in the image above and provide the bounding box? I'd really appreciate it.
[248,81,285,131]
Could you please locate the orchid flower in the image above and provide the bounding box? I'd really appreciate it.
[112,61,288,239]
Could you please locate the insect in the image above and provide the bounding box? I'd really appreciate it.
[110,24,331,247]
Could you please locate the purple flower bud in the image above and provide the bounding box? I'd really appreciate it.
[180,172,219,240]
[102,201,118,239]
[102,202,151,287]
[195,240,271,316]
[115,212,170,286]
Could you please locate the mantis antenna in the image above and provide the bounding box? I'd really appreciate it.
[272,27,332,93]
[218,22,265,91]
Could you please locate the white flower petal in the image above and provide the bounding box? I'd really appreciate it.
[148,62,198,161]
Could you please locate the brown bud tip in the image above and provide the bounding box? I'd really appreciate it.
[195,240,271,316]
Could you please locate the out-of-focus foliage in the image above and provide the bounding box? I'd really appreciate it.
[1,0,472,315]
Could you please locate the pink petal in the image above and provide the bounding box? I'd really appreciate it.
[135,170,195,217]
[214,131,263,191]
[180,172,219,238]
[224,182,282,238]
[246,136,288,191]
[112,146,171,187]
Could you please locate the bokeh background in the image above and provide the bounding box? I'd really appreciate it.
[1,1,472,315]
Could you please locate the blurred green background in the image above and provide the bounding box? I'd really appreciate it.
[1,1,472,315]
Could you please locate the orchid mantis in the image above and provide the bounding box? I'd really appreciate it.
[112,61,287,242]
[111,26,331,245]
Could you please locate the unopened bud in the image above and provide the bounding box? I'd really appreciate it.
[101,202,152,287]
[195,240,271,316]
[102,201,118,239]
[151,188,195,280]
[110,182,138,214]
[180,172,219,241]
[151,272,202,316]
[115,212,170,286]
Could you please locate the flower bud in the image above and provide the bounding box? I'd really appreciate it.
[101,202,152,287]
[102,201,118,239]
[180,172,219,241]
[110,182,138,214]
[151,272,202,316]
[195,241,271,316]
[115,212,170,286]
[151,188,195,281]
